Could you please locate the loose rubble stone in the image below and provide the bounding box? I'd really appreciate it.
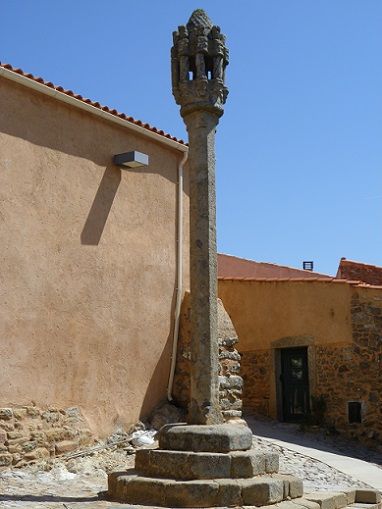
[0,408,13,420]
[0,453,13,466]
[55,440,79,454]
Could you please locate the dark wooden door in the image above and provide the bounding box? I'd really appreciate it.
[280,347,310,422]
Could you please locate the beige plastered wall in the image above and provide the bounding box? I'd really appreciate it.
[0,77,190,436]
[218,279,354,418]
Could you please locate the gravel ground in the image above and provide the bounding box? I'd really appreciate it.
[0,428,375,508]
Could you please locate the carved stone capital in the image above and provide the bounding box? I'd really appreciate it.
[171,9,229,117]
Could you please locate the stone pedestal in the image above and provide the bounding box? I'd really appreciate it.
[106,422,304,507]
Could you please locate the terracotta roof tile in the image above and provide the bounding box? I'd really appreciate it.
[218,276,382,289]
[218,253,331,280]
[337,258,382,286]
[0,62,186,146]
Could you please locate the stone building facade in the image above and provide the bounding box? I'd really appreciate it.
[218,254,382,447]
[0,405,92,468]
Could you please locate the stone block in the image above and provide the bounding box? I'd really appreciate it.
[158,423,252,453]
[241,477,284,506]
[264,451,280,473]
[292,497,321,509]
[22,441,37,453]
[356,490,382,504]
[135,449,231,480]
[107,471,292,507]
[7,431,23,440]
[277,501,308,509]
[55,440,79,454]
[6,436,29,446]
[275,474,304,499]
[230,450,266,477]
[305,492,348,509]
[216,479,243,506]
[341,489,356,504]
[7,444,22,454]
[24,447,50,461]
[0,429,6,444]
[0,422,14,432]
[24,406,40,417]
[164,479,219,507]
[13,408,27,420]
[222,410,243,419]
[0,453,13,467]
[0,408,13,420]
[111,473,168,506]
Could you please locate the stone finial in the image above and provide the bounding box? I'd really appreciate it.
[171,9,229,118]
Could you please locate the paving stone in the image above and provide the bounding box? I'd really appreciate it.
[350,504,381,509]
[292,497,321,509]
[158,423,252,453]
[305,492,348,509]
[356,491,382,504]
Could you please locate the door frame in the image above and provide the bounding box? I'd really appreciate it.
[271,335,316,422]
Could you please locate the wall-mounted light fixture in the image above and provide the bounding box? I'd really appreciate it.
[113,151,149,168]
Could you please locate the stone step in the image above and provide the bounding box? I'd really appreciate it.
[135,448,279,480]
[304,490,381,509]
[107,470,303,507]
[271,498,381,509]
[158,423,253,453]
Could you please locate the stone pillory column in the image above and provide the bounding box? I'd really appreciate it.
[106,11,315,506]
[171,9,229,425]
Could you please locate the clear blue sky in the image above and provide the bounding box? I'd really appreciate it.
[2,1,381,275]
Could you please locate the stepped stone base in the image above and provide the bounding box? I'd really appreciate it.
[106,423,382,508]
[108,470,303,507]
[135,449,279,480]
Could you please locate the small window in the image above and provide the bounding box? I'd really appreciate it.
[303,261,314,271]
[348,401,362,423]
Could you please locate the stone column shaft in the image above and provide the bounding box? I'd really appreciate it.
[185,110,223,425]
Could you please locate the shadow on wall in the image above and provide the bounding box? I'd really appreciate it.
[81,165,121,245]
[139,289,177,421]
[0,79,178,185]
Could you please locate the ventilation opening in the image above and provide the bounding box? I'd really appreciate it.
[348,401,362,423]
[303,261,314,271]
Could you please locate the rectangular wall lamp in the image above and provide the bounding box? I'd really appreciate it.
[113,151,149,168]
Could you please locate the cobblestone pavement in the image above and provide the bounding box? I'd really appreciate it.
[0,429,376,509]
[248,416,382,468]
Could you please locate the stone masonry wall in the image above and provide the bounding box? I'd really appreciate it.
[173,293,243,420]
[240,350,272,417]
[316,292,382,445]
[0,405,93,468]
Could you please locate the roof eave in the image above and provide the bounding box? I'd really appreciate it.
[0,66,188,154]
